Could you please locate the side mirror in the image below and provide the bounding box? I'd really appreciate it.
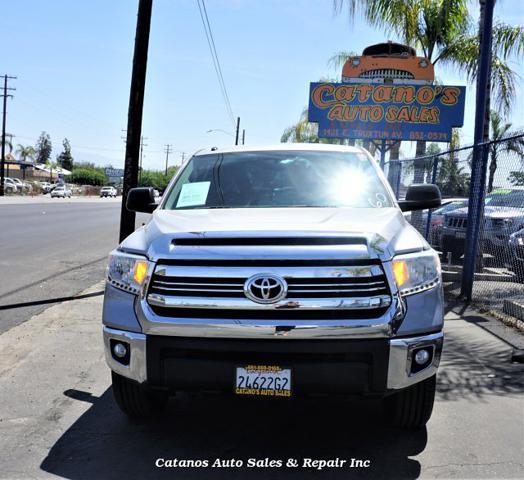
[126,187,157,213]
[398,184,441,212]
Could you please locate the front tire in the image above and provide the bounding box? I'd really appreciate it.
[385,375,436,429]
[111,371,168,418]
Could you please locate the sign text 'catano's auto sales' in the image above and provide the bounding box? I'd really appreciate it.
[308,83,466,142]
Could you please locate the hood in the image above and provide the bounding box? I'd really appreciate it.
[447,206,524,219]
[120,207,428,261]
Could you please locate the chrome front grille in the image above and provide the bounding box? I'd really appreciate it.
[147,261,392,317]
[149,277,245,297]
[148,274,389,299]
[359,69,414,80]
[446,217,468,229]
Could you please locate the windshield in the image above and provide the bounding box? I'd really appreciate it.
[163,150,392,210]
[434,201,467,215]
[485,190,524,207]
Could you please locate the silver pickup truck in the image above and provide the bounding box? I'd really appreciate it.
[102,144,443,428]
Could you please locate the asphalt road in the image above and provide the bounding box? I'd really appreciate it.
[0,199,148,333]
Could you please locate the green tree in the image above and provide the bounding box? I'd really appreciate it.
[70,168,107,186]
[436,156,470,196]
[138,166,178,192]
[486,110,524,192]
[35,131,52,164]
[56,138,74,171]
[15,144,36,162]
[508,171,524,186]
[44,159,58,183]
[333,0,524,154]
[281,108,320,143]
[281,107,353,145]
[5,136,13,154]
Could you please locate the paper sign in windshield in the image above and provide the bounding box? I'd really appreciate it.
[176,181,211,208]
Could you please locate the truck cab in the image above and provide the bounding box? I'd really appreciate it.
[102,144,443,428]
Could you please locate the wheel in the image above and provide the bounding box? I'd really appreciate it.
[111,371,168,418]
[385,375,436,429]
[450,247,463,263]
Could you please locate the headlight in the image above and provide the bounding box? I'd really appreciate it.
[107,250,150,295]
[510,232,524,245]
[392,250,441,296]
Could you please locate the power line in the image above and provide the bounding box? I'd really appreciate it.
[196,0,235,127]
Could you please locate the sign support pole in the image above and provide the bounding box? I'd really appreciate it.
[379,139,386,170]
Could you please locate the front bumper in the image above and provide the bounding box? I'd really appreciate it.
[103,326,443,394]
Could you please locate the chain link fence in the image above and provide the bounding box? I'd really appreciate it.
[384,131,524,318]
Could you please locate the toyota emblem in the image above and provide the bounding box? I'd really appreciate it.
[244,274,287,304]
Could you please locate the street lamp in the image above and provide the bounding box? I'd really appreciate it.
[206,129,234,137]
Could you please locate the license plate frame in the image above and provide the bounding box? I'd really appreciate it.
[235,364,292,398]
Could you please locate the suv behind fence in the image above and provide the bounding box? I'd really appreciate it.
[384,130,524,319]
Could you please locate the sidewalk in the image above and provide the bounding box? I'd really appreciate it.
[0,284,523,479]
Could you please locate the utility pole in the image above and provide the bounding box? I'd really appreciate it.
[235,116,240,145]
[139,135,147,180]
[0,75,16,197]
[164,144,172,175]
[119,0,153,242]
[461,0,495,300]
[181,152,187,165]
[242,129,245,145]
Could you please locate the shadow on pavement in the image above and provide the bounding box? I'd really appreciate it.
[41,389,426,480]
[437,329,524,401]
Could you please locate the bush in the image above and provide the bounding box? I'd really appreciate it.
[70,168,107,186]
[138,167,178,192]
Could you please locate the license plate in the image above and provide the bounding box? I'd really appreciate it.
[235,365,292,397]
[456,231,466,239]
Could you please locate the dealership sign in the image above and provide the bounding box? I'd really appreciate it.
[105,168,124,177]
[308,83,466,142]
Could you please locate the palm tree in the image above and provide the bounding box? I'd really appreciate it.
[333,0,524,150]
[4,136,13,154]
[281,108,320,143]
[16,144,36,163]
[281,107,357,146]
[487,110,524,192]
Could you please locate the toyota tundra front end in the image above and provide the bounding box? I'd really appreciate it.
[102,144,444,428]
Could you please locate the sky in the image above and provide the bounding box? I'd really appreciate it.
[2,0,524,171]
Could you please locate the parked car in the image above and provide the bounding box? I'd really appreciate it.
[100,186,117,198]
[2,178,18,194]
[441,188,524,262]
[50,185,72,198]
[39,181,53,194]
[103,144,444,429]
[425,198,468,248]
[508,228,524,281]
[8,177,32,193]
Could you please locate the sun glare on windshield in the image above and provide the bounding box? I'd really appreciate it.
[330,168,371,206]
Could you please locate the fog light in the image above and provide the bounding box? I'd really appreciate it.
[113,342,127,358]
[414,349,430,365]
